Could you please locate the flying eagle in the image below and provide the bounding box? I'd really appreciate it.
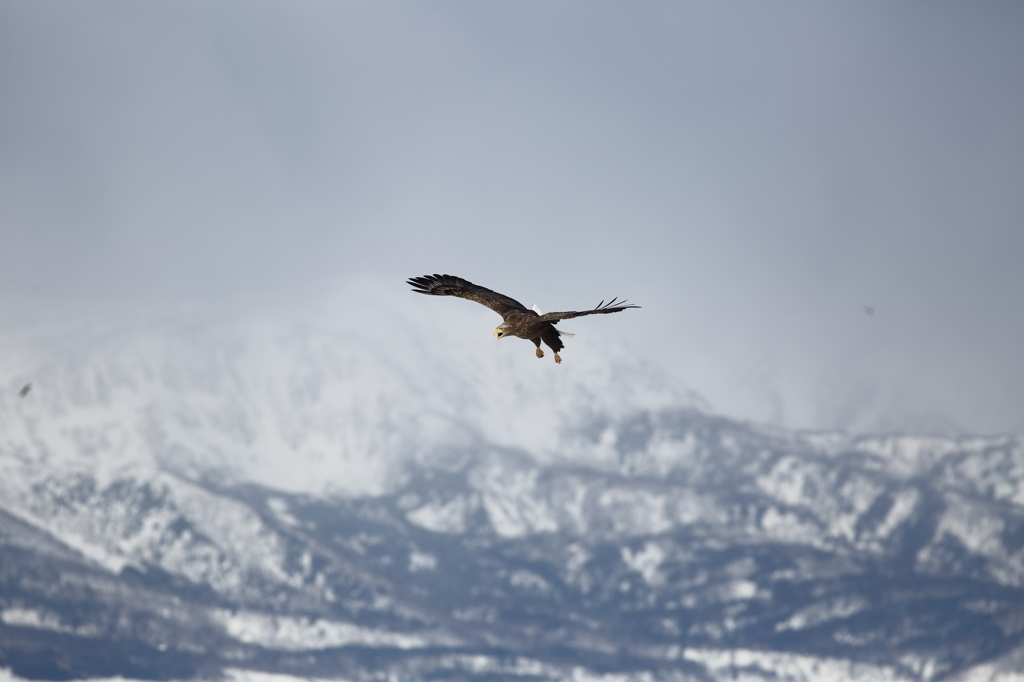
[407,274,640,364]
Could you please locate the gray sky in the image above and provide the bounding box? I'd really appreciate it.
[2,1,1023,435]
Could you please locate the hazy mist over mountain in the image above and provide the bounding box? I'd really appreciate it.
[2,1,1023,435]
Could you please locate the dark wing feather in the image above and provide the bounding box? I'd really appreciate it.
[407,274,528,319]
[536,297,641,322]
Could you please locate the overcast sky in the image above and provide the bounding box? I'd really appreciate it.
[2,1,1023,435]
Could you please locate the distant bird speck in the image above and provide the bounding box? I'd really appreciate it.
[19,383,32,398]
[864,306,874,316]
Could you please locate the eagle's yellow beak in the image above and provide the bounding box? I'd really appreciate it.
[493,329,503,339]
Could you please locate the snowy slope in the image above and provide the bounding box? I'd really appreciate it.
[0,287,702,496]
[1,287,1023,682]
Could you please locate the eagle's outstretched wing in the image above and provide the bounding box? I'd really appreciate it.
[536,297,641,322]
[407,274,528,319]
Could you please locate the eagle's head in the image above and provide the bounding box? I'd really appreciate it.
[493,324,508,340]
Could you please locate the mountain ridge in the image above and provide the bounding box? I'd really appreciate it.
[1,296,1023,681]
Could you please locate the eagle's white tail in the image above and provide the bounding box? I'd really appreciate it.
[534,304,574,338]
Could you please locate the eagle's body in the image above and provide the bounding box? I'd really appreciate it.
[407,274,640,364]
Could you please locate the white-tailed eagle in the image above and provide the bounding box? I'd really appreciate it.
[407,274,640,364]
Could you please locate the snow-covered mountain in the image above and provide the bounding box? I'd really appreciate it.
[1,289,1023,682]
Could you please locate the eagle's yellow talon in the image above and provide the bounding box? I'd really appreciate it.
[554,353,562,364]
[535,347,544,359]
